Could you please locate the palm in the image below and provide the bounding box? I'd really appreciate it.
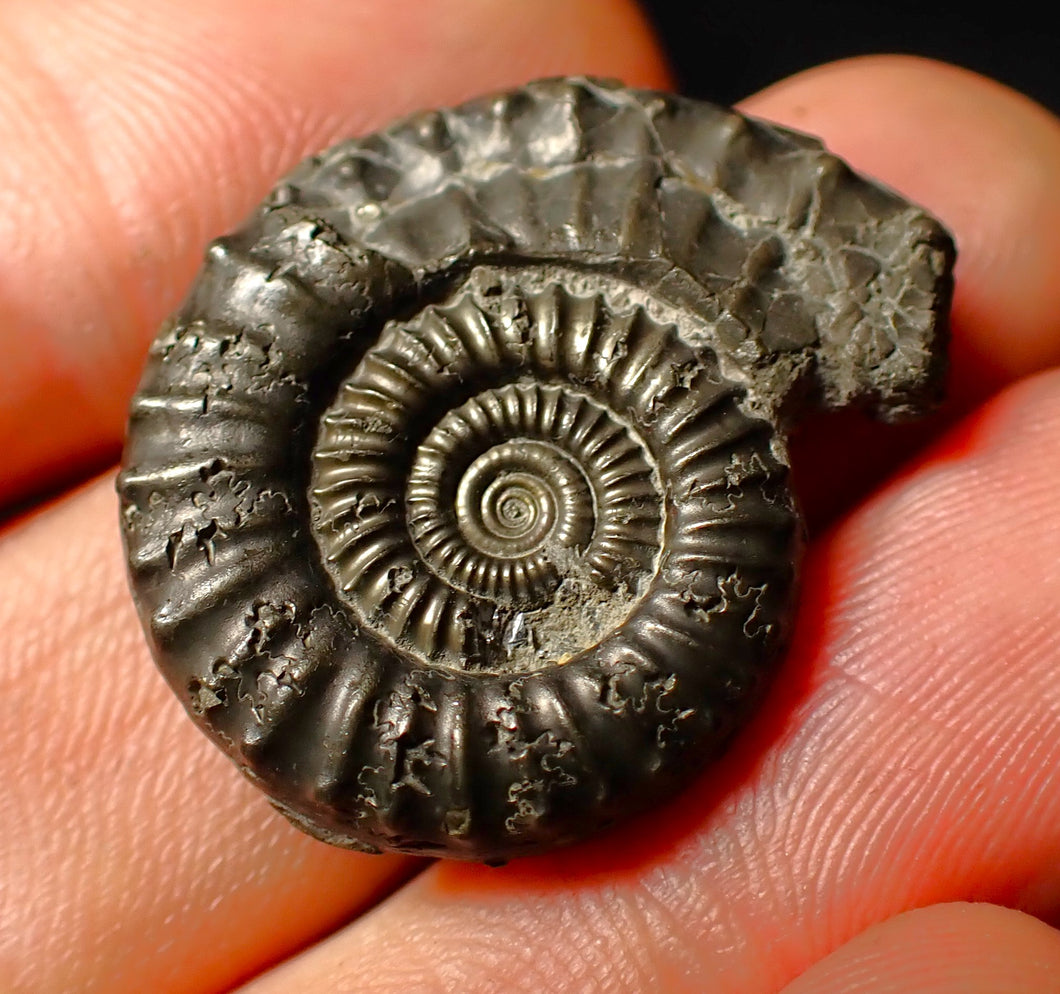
[3,4,1060,993]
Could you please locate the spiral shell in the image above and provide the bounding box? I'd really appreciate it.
[119,78,954,861]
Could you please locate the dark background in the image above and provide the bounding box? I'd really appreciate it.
[641,1,1059,114]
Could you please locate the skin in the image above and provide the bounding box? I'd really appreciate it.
[2,3,1060,993]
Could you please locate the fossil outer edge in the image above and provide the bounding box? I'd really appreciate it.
[118,78,955,862]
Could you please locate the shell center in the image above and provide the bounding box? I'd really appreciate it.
[454,441,584,559]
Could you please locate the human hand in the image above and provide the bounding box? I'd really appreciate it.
[3,3,1060,992]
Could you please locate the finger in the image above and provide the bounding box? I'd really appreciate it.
[780,903,1060,994]
[0,0,667,508]
[231,365,1060,991]
[0,478,416,994]
[739,56,1060,527]
[0,6,669,993]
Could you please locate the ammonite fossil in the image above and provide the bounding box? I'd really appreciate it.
[119,78,954,862]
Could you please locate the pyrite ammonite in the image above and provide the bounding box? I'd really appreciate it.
[119,78,955,861]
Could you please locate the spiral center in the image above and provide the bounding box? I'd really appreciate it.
[498,491,532,528]
[409,424,596,610]
[480,478,543,537]
[456,444,570,559]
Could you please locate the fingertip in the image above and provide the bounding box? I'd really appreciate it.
[781,902,1060,993]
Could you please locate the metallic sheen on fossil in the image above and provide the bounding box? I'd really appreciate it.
[119,78,954,861]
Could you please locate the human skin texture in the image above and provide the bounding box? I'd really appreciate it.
[2,3,1060,994]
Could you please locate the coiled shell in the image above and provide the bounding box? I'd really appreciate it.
[119,78,954,861]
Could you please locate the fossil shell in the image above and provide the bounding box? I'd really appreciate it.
[118,78,954,861]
